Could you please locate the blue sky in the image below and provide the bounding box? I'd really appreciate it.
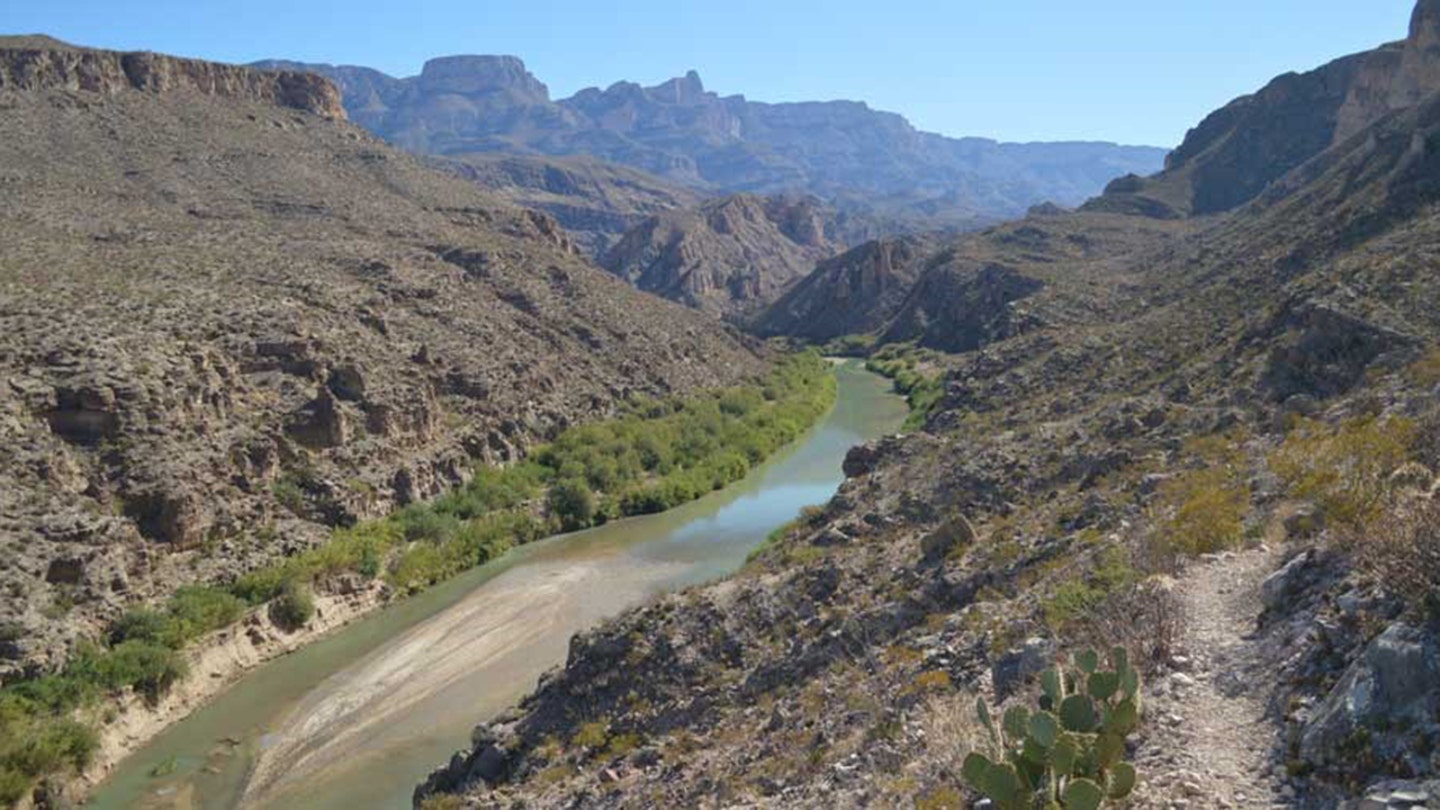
[2,1,1417,147]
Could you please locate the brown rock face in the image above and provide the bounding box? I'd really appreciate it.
[0,37,345,118]
[601,194,844,317]
[752,235,938,341]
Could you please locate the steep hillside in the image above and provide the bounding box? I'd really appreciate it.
[252,57,1166,226]
[440,153,702,257]
[751,235,940,341]
[419,5,1440,808]
[1088,0,1440,218]
[599,194,844,316]
[0,39,763,679]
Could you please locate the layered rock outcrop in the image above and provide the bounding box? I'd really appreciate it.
[0,36,344,117]
[752,235,937,341]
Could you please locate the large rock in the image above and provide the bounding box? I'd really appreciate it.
[1301,623,1440,771]
[1261,549,1319,614]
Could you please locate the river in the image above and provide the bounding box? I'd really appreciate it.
[86,360,906,809]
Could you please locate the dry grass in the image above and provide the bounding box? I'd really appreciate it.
[1069,576,1186,673]
[919,692,989,771]
[1352,496,1440,617]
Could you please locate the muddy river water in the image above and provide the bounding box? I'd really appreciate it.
[87,361,906,809]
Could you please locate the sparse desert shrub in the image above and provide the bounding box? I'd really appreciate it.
[269,579,315,632]
[1156,466,1251,556]
[1406,347,1440,388]
[572,719,610,750]
[1070,577,1184,672]
[922,692,989,773]
[1042,547,1138,632]
[1270,416,1416,531]
[963,648,1141,809]
[1353,497,1440,618]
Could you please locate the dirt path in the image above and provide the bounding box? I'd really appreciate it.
[1135,547,1295,809]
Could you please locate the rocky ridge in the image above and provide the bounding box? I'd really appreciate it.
[1088,0,1440,218]
[440,153,702,258]
[752,235,940,342]
[0,36,344,118]
[0,40,763,679]
[251,56,1166,227]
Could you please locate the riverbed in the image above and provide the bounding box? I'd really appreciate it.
[87,360,906,809]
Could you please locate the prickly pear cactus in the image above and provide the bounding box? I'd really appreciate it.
[962,646,1143,809]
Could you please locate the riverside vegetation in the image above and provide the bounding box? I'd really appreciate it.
[0,352,835,805]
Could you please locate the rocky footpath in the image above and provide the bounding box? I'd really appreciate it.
[0,40,764,680]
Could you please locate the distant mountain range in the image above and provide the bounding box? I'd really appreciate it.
[251,56,1167,226]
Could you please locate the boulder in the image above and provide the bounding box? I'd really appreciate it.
[1261,549,1318,613]
[1301,623,1440,771]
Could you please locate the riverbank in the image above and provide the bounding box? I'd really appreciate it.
[83,361,905,809]
[2,354,837,808]
[75,580,389,799]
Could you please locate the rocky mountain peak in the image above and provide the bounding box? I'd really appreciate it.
[652,69,706,103]
[416,54,549,101]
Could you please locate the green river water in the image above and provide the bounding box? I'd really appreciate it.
[87,361,906,809]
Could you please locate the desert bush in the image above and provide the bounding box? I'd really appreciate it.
[964,648,1141,809]
[1156,466,1251,556]
[548,477,596,531]
[1270,416,1416,531]
[1042,547,1138,632]
[269,580,315,632]
[1353,497,1440,618]
[1069,577,1184,672]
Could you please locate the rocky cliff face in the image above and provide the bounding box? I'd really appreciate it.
[600,194,843,316]
[0,40,763,678]
[2,37,344,118]
[751,235,938,341]
[1089,0,1440,218]
[250,56,1166,227]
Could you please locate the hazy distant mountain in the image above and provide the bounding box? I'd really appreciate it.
[253,57,1166,225]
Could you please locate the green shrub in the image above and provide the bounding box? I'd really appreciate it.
[84,641,186,701]
[270,580,316,632]
[164,586,245,644]
[548,477,596,531]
